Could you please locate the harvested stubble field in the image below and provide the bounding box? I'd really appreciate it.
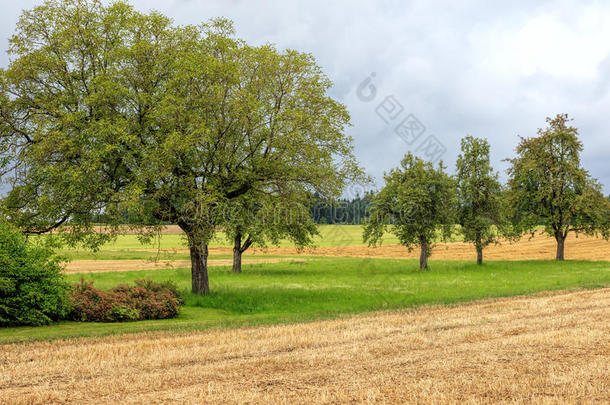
[250,232,610,261]
[1,288,608,404]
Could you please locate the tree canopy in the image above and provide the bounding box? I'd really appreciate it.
[505,114,610,260]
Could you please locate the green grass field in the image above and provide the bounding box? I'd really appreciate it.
[3,257,609,343]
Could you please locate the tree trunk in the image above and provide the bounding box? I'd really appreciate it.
[419,241,428,270]
[474,233,483,265]
[233,233,242,273]
[232,233,252,274]
[190,244,210,295]
[555,235,565,261]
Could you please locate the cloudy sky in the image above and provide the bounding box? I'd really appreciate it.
[2,0,610,193]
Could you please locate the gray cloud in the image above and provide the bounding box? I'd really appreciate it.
[2,0,610,191]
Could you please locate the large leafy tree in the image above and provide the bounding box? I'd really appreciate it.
[506,114,610,260]
[456,136,504,265]
[363,153,455,270]
[0,0,360,294]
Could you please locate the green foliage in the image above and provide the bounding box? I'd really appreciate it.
[67,279,182,322]
[363,153,456,269]
[0,0,161,247]
[506,114,610,259]
[0,221,68,326]
[456,136,505,263]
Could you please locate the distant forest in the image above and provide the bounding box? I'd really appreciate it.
[308,193,372,225]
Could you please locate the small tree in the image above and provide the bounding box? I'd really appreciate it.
[506,114,610,260]
[364,153,455,270]
[456,136,504,265]
[0,221,68,326]
[224,192,317,273]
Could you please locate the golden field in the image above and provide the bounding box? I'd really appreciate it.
[249,232,610,261]
[1,288,608,404]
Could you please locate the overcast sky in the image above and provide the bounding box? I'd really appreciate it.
[3,0,610,193]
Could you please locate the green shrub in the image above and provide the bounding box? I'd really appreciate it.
[108,305,140,322]
[67,279,182,322]
[0,222,69,326]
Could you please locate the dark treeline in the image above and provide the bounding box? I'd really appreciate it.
[95,194,373,226]
[308,193,372,224]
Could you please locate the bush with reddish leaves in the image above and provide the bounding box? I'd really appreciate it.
[67,279,182,322]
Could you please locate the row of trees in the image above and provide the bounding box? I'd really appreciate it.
[365,114,610,269]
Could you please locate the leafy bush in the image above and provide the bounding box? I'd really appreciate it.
[67,279,114,322]
[0,222,69,326]
[67,279,182,322]
[134,279,185,305]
